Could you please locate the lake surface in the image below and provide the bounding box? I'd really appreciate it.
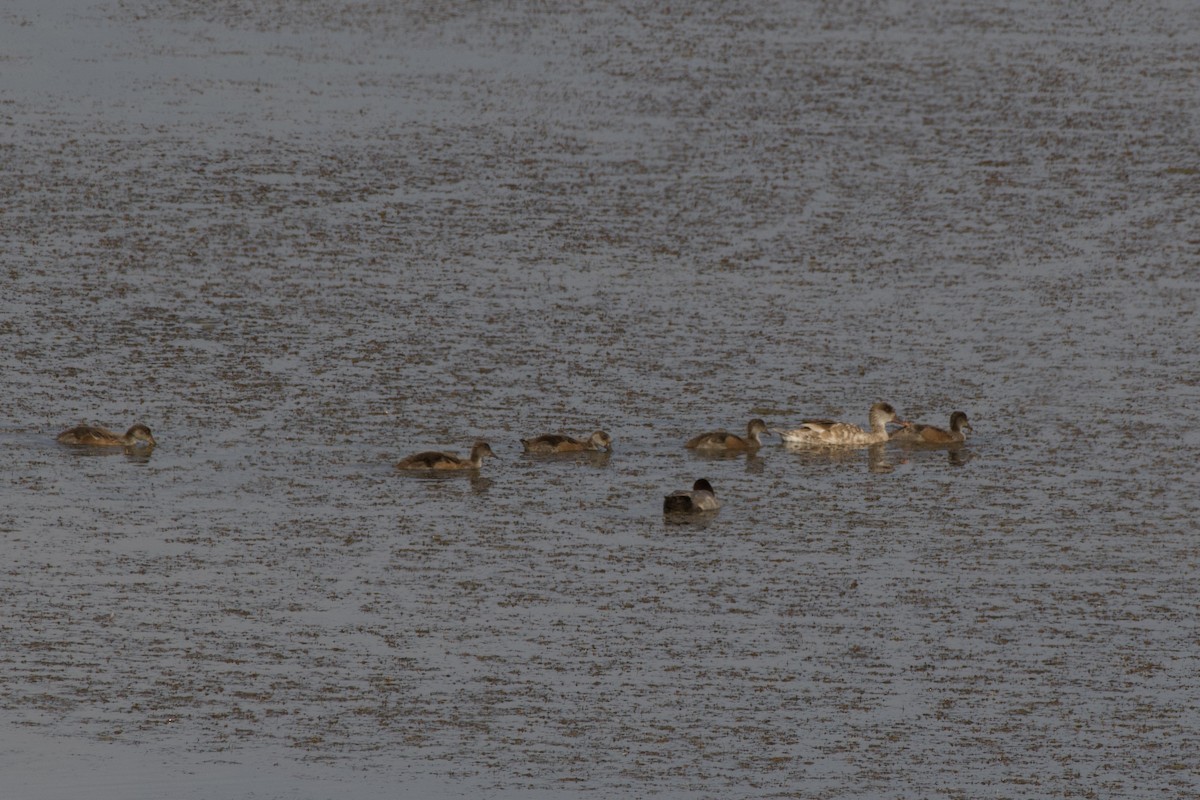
[3,1,1199,797]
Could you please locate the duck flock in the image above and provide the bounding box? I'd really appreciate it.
[55,403,972,515]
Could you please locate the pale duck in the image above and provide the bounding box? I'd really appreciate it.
[774,402,905,447]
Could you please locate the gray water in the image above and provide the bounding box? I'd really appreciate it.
[3,1,1200,797]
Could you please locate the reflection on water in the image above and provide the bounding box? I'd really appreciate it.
[662,510,719,529]
[522,450,612,469]
[687,448,766,474]
[893,443,976,468]
[947,448,972,467]
[779,442,895,473]
[4,1,1198,798]
[395,469,495,493]
[581,450,611,469]
[686,448,758,462]
[59,445,156,465]
[866,444,893,474]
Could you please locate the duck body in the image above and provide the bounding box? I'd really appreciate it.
[56,424,157,447]
[521,431,612,454]
[775,402,904,447]
[396,441,496,471]
[891,411,972,445]
[663,478,720,513]
[686,419,768,451]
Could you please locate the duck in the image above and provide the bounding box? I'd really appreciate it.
[396,441,497,471]
[891,411,973,445]
[685,419,769,451]
[774,402,905,447]
[663,478,720,513]
[56,423,157,447]
[521,430,613,454]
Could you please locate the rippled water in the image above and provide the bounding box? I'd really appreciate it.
[3,1,1200,797]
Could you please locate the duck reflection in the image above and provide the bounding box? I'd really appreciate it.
[663,511,719,529]
[688,447,766,474]
[581,450,612,469]
[866,444,893,474]
[946,446,973,467]
[891,443,975,467]
[397,469,494,493]
[524,449,611,469]
[780,442,893,473]
[61,445,156,464]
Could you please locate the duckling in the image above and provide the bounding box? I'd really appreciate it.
[891,411,972,445]
[775,402,905,447]
[685,419,769,451]
[521,430,613,454]
[663,478,720,513]
[396,441,497,471]
[56,423,157,447]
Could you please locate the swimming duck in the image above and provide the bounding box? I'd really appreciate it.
[56,423,157,447]
[891,411,973,445]
[396,441,497,471]
[521,431,613,454]
[685,419,769,451]
[663,478,720,513]
[775,402,905,447]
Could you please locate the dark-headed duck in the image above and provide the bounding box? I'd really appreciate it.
[663,478,720,513]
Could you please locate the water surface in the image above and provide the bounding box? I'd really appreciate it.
[2,1,1199,797]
